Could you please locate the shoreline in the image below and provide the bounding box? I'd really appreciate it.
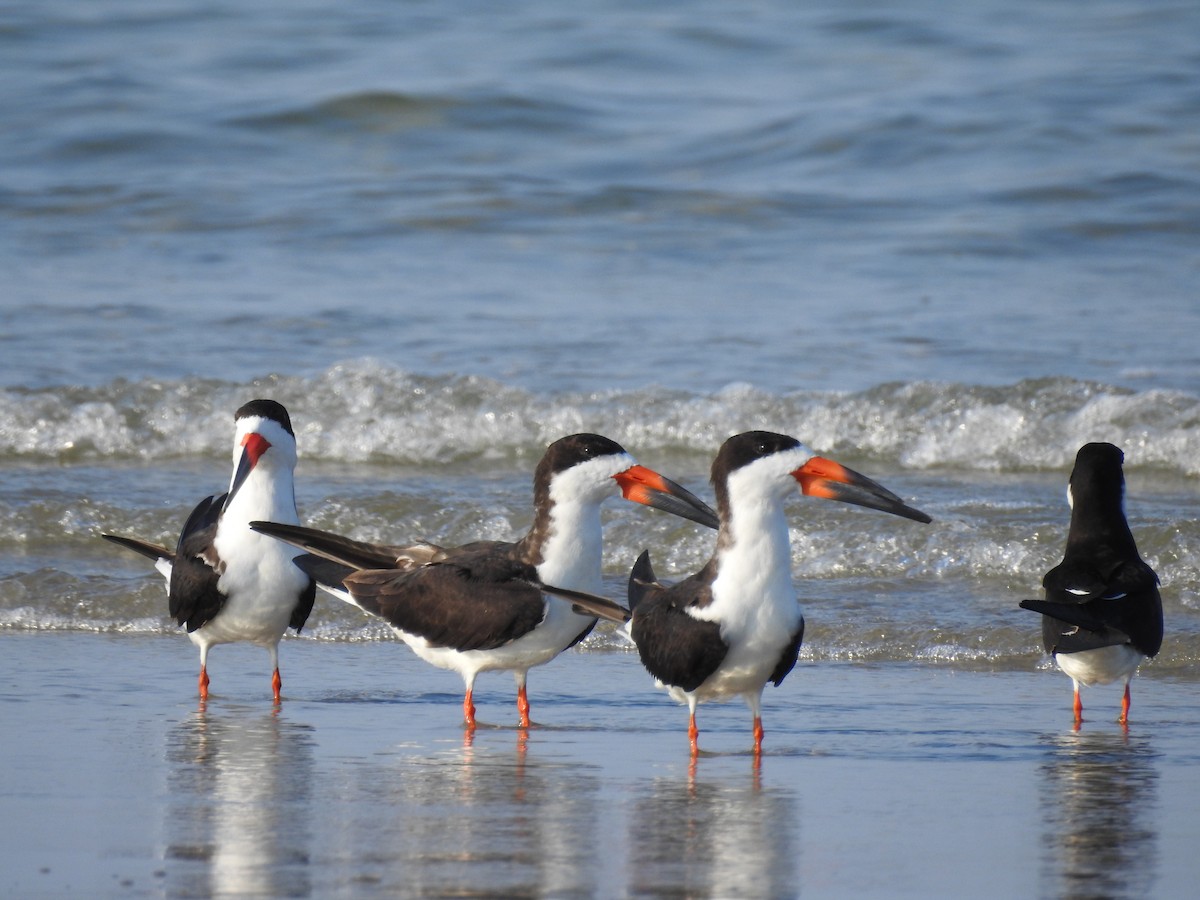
[2,632,1198,898]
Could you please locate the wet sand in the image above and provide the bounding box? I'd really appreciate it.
[2,632,1198,898]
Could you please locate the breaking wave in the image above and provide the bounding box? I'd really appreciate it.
[1,362,1197,474]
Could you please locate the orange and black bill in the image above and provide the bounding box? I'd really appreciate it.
[613,465,720,529]
[793,457,931,524]
[224,432,271,511]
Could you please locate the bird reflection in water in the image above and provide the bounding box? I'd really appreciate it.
[1038,730,1158,900]
[629,770,798,897]
[348,730,601,896]
[163,705,315,898]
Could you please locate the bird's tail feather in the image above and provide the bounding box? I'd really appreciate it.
[544,583,631,624]
[249,521,411,571]
[100,533,172,563]
[627,550,659,613]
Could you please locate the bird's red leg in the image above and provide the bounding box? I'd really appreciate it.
[1119,684,1131,726]
[688,712,700,756]
[753,717,765,756]
[1072,687,1083,729]
[272,668,282,704]
[198,666,210,701]
[517,684,531,729]
[463,689,477,729]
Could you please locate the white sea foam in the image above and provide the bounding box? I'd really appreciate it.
[3,366,1197,668]
[2,367,1198,475]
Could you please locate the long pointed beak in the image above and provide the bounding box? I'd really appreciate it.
[224,433,271,512]
[613,465,719,529]
[794,457,931,524]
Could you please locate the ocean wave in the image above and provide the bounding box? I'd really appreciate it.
[232,89,596,140]
[232,90,458,134]
[1,363,1197,474]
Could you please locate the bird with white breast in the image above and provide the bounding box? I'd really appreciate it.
[251,432,718,729]
[577,430,931,756]
[102,399,315,703]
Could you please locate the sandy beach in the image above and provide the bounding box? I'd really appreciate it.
[2,631,1197,898]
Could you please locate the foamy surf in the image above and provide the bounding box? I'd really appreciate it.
[2,364,1197,474]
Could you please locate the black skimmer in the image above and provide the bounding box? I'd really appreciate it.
[102,399,316,702]
[578,431,931,756]
[250,433,718,728]
[1020,442,1163,727]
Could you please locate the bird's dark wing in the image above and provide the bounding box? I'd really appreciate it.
[249,520,447,572]
[341,548,548,652]
[102,496,225,632]
[769,619,805,687]
[1024,555,1163,657]
[1042,545,1159,598]
[169,494,227,633]
[1020,598,1112,635]
[100,533,172,564]
[292,553,356,592]
[289,577,318,633]
[627,550,660,615]
[628,553,727,692]
[545,583,630,624]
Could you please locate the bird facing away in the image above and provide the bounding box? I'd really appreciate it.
[580,430,932,756]
[102,399,316,702]
[1020,442,1163,727]
[250,433,719,728]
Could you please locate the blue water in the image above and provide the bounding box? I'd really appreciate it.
[1,1,1198,659]
[3,0,1198,393]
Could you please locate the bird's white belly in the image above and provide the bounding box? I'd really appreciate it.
[690,634,795,703]
[193,594,295,648]
[679,594,802,704]
[675,534,803,704]
[1056,643,1144,686]
[198,535,308,648]
[395,601,593,678]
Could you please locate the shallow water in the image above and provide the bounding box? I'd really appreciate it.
[3,634,1199,898]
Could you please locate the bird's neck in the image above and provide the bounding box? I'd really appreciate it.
[531,498,604,592]
[1066,499,1137,555]
[716,496,794,592]
[224,471,300,527]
